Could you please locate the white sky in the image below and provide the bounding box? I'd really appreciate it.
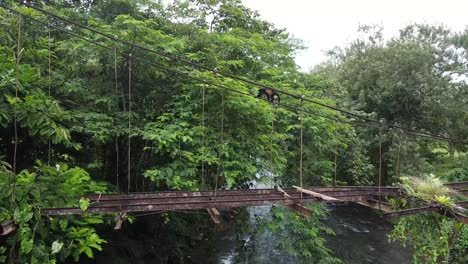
[242,0,468,71]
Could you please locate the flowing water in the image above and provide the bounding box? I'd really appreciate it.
[89,181,413,264]
[89,202,412,264]
[191,203,412,264]
[189,179,412,263]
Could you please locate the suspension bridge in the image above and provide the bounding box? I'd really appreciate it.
[38,182,468,227]
[2,182,467,238]
[1,2,468,240]
[38,182,467,219]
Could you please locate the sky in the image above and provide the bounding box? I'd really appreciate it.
[242,0,468,71]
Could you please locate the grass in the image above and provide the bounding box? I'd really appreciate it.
[401,175,450,202]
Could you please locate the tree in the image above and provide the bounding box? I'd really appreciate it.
[318,24,468,185]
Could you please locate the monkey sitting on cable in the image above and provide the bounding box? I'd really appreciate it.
[256,88,280,104]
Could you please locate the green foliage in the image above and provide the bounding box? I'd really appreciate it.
[261,204,340,263]
[440,155,468,182]
[336,128,374,185]
[0,0,347,192]
[400,175,450,204]
[319,23,468,186]
[0,162,107,263]
[389,214,461,264]
[67,227,106,261]
[442,168,468,182]
[79,197,90,212]
[387,197,407,210]
[0,1,346,262]
[389,213,468,263]
[0,247,6,263]
[391,173,467,263]
[449,224,468,263]
[434,195,452,205]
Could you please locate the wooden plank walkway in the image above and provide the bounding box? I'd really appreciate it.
[1,183,465,238]
[34,182,467,225]
[445,181,468,196]
[384,201,468,224]
[42,186,400,216]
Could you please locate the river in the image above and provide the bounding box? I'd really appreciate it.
[88,197,413,264]
[190,203,412,264]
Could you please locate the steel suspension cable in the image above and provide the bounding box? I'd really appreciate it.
[18,2,467,144]
[378,123,383,200]
[19,3,370,122]
[0,5,389,139]
[299,96,304,203]
[396,131,405,179]
[19,3,366,120]
[47,27,52,165]
[214,88,224,201]
[1,4,464,145]
[395,142,401,179]
[334,117,338,186]
[114,47,120,191]
[270,104,275,188]
[127,55,132,193]
[12,3,22,174]
[201,83,206,189]
[8,3,467,210]
[11,1,23,211]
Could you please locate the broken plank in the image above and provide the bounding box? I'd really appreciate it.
[114,213,126,230]
[384,206,440,218]
[443,181,468,189]
[277,187,311,218]
[287,204,312,218]
[277,186,292,198]
[292,186,340,201]
[453,189,468,196]
[357,199,392,212]
[207,208,221,224]
[452,212,468,224]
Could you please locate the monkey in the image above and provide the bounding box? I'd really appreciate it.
[256,88,280,104]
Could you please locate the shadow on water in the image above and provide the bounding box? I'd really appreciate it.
[323,203,412,264]
[195,203,412,264]
[86,202,412,264]
[191,179,412,263]
[85,183,412,264]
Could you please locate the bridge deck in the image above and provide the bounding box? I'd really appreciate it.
[0,183,464,239]
[43,186,400,215]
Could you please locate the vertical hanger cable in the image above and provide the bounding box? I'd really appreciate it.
[271,104,275,188]
[127,55,132,193]
[396,130,403,179]
[114,48,120,191]
[47,27,52,165]
[334,117,338,186]
[378,123,383,200]
[214,88,224,201]
[299,96,304,203]
[11,1,23,210]
[201,83,206,189]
